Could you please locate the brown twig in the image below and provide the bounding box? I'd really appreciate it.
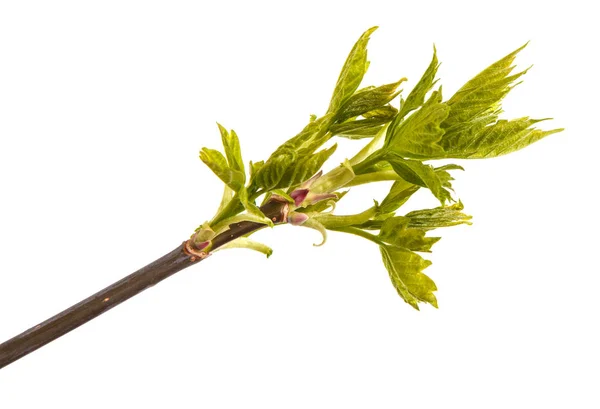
[0,199,289,369]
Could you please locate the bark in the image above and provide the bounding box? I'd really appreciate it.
[0,199,288,369]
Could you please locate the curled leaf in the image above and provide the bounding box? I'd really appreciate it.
[217,237,273,258]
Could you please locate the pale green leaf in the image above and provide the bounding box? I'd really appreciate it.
[380,244,438,310]
[299,217,327,246]
[200,148,245,191]
[379,216,440,252]
[379,179,420,213]
[330,117,390,139]
[386,154,452,204]
[441,43,529,144]
[216,184,235,218]
[327,26,378,113]
[335,79,404,122]
[441,117,563,159]
[254,114,335,190]
[385,89,449,159]
[217,237,273,258]
[362,105,398,120]
[238,187,274,227]
[405,202,472,230]
[281,144,337,188]
[397,46,440,120]
[217,123,245,177]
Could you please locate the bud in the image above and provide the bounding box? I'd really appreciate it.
[287,211,309,226]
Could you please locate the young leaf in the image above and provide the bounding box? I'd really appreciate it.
[380,244,438,310]
[238,187,274,227]
[254,115,335,190]
[405,202,472,230]
[299,217,327,246]
[385,154,452,204]
[443,44,528,128]
[441,117,563,159]
[327,26,378,114]
[335,80,405,123]
[396,46,440,121]
[200,148,245,190]
[379,216,440,252]
[385,89,449,159]
[217,124,245,177]
[330,117,390,139]
[217,237,273,258]
[362,105,398,120]
[313,204,378,229]
[281,144,338,188]
[379,179,420,213]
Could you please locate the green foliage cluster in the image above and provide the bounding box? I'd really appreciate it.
[197,27,562,310]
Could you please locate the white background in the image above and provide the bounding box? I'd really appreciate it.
[1,1,598,408]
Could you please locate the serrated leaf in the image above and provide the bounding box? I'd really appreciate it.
[216,184,235,215]
[441,117,563,159]
[330,117,390,139]
[379,216,440,252]
[405,202,472,230]
[217,123,245,177]
[327,26,378,113]
[254,115,335,191]
[385,89,449,159]
[217,237,273,258]
[335,79,404,122]
[434,164,463,193]
[380,244,438,310]
[200,148,245,191]
[362,105,398,120]
[397,46,440,120]
[380,179,420,213]
[385,154,452,204]
[281,144,338,188]
[443,44,528,133]
[238,187,274,227]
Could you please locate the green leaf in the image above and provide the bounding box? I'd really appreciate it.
[300,191,347,214]
[335,80,404,122]
[217,237,273,258]
[217,123,245,177]
[362,105,398,120]
[299,217,327,246]
[386,154,452,204]
[405,202,472,230]
[441,117,563,159]
[379,217,440,252]
[379,179,420,213]
[442,44,528,135]
[385,88,449,159]
[216,184,235,216]
[249,160,264,179]
[238,187,274,227]
[327,26,378,113]
[330,117,390,139]
[280,144,338,188]
[254,115,335,190]
[434,164,463,194]
[380,244,438,310]
[397,46,440,121]
[200,148,245,190]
